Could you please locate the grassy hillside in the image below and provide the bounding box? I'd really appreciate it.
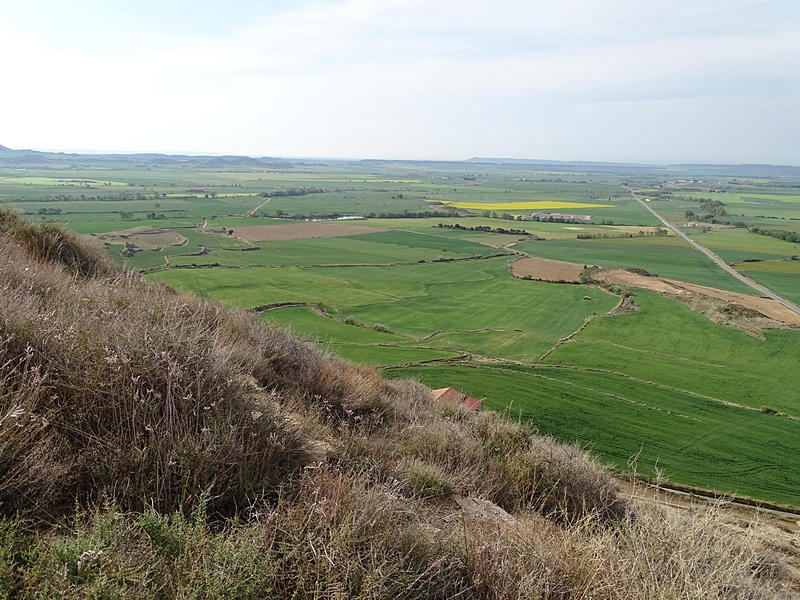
[0,210,791,598]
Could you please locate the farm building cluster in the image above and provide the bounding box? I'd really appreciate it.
[530,212,592,222]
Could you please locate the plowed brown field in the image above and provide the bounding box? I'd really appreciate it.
[511,257,585,282]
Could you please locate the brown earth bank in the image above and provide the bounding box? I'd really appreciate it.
[599,269,800,327]
[512,255,800,330]
[232,221,385,242]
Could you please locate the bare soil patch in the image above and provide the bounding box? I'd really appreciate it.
[232,222,385,243]
[511,257,586,282]
[513,254,800,332]
[599,269,800,327]
[90,226,187,251]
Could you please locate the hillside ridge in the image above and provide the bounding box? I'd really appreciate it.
[0,209,793,598]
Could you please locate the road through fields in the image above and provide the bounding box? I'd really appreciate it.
[247,197,271,216]
[630,190,800,315]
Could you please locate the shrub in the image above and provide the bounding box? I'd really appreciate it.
[403,459,454,498]
[0,209,118,278]
[0,216,314,517]
[0,475,786,599]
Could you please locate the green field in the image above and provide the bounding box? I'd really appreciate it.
[736,261,800,305]
[260,306,406,344]
[692,227,800,261]
[9,152,800,507]
[738,259,800,274]
[379,287,800,506]
[329,343,461,366]
[543,291,800,415]
[344,216,669,241]
[165,233,497,269]
[148,258,618,362]
[679,191,800,219]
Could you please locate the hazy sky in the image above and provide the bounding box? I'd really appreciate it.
[1,0,798,163]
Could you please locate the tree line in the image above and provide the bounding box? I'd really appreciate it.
[750,226,800,244]
[435,223,533,236]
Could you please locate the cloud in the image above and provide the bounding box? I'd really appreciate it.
[0,0,798,162]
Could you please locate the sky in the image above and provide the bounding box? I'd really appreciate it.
[1,0,798,164]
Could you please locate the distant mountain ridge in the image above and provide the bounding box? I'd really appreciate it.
[0,145,797,177]
[468,157,650,167]
[469,156,800,177]
[0,144,294,169]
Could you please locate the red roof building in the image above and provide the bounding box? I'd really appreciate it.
[432,387,483,410]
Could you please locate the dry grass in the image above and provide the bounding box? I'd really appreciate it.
[0,210,118,279]
[1,471,787,599]
[0,210,790,598]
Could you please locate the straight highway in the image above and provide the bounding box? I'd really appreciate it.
[630,190,800,316]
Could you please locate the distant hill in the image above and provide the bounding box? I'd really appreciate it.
[469,156,800,177]
[0,146,294,169]
[0,146,797,178]
[468,156,649,167]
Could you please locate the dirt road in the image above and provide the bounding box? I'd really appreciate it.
[247,197,271,216]
[630,190,800,315]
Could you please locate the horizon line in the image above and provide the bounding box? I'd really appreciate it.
[3,144,799,170]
